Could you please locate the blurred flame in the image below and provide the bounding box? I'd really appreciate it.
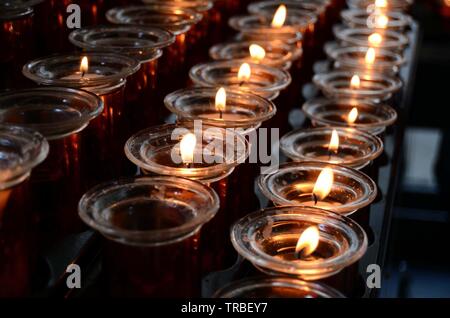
[328,129,339,153]
[365,48,376,64]
[368,32,383,46]
[215,87,226,112]
[238,63,251,82]
[180,133,196,164]
[271,4,287,28]
[80,56,89,74]
[295,226,320,257]
[374,14,389,28]
[375,0,388,8]
[249,44,266,62]
[312,168,334,201]
[350,74,361,89]
[348,107,359,124]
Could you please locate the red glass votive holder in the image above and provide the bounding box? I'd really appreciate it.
[125,122,250,273]
[22,52,140,181]
[0,87,103,246]
[79,176,219,297]
[69,25,175,131]
[0,125,48,297]
[0,1,41,88]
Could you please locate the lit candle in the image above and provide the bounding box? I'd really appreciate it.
[347,107,359,124]
[365,47,376,65]
[238,62,251,86]
[215,87,226,119]
[350,74,361,89]
[271,4,287,28]
[180,133,197,167]
[368,32,383,47]
[249,43,266,63]
[294,226,320,259]
[60,56,103,80]
[299,167,339,208]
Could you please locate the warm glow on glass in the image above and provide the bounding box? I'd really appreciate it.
[368,32,383,46]
[446,0,450,7]
[348,107,359,124]
[375,0,388,8]
[374,14,389,28]
[365,48,376,64]
[312,168,334,201]
[249,44,266,62]
[215,87,226,112]
[295,226,320,257]
[351,75,361,89]
[271,4,287,28]
[328,129,339,153]
[180,133,196,164]
[80,56,89,74]
[238,63,251,82]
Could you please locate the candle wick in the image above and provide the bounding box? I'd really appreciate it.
[312,193,318,205]
[219,110,223,119]
[81,71,85,78]
[294,247,306,260]
[239,81,245,87]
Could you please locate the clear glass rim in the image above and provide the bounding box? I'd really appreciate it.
[69,25,175,60]
[0,124,49,189]
[335,27,409,50]
[248,0,329,17]
[78,176,220,246]
[164,87,277,129]
[313,71,403,100]
[125,123,250,183]
[341,9,412,29]
[302,98,397,134]
[106,5,203,35]
[347,0,413,11]
[189,60,291,100]
[214,276,345,298]
[330,46,406,71]
[22,52,140,90]
[231,205,368,276]
[229,15,315,35]
[257,161,377,214]
[141,0,213,12]
[209,40,295,69]
[0,87,104,140]
[280,126,384,169]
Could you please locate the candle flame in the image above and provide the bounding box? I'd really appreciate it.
[238,63,251,82]
[215,87,226,112]
[348,107,359,124]
[312,167,334,201]
[295,226,320,257]
[180,133,196,164]
[365,48,376,64]
[328,129,339,153]
[374,14,389,28]
[249,44,266,62]
[271,4,287,28]
[80,56,89,74]
[375,0,388,8]
[350,74,361,89]
[368,32,383,46]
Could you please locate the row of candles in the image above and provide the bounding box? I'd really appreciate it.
[0,0,413,298]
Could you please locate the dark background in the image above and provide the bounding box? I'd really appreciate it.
[381,0,450,297]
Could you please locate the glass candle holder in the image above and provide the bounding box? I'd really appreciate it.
[280,127,383,170]
[0,1,42,88]
[189,61,291,101]
[69,25,175,131]
[214,276,345,298]
[125,122,250,272]
[302,98,397,135]
[22,52,140,180]
[346,0,413,12]
[0,87,103,245]
[125,123,249,183]
[334,27,409,53]
[258,161,377,215]
[0,125,48,297]
[106,4,203,116]
[313,71,403,102]
[243,2,319,55]
[78,176,219,297]
[164,87,276,133]
[328,46,406,75]
[341,9,412,31]
[231,206,368,280]
[209,40,294,70]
